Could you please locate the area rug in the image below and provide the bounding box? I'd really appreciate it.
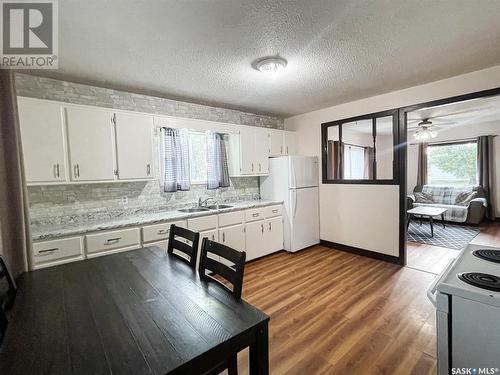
[407,221,480,250]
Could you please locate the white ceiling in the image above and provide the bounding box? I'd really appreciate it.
[30,0,500,117]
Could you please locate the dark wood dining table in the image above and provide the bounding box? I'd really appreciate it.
[0,246,270,375]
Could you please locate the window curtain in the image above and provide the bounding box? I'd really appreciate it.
[477,136,496,220]
[327,140,343,179]
[206,132,230,189]
[363,146,374,179]
[0,71,31,278]
[162,127,190,192]
[416,142,428,186]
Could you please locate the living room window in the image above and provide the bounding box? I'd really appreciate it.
[427,141,478,187]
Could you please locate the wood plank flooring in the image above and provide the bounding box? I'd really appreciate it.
[236,246,438,375]
[407,221,500,274]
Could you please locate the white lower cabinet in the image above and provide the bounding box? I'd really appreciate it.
[219,224,245,252]
[86,228,141,257]
[32,236,84,269]
[265,216,284,254]
[245,220,266,261]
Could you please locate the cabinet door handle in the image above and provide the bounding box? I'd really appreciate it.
[212,234,215,240]
[222,232,225,242]
[272,209,278,213]
[251,163,254,172]
[105,237,121,245]
[259,163,262,172]
[53,164,58,178]
[38,248,58,255]
[269,222,272,231]
[56,163,60,177]
[157,229,168,235]
[261,224,264,233]
[286,146,289,154]
[252,213,259,217]
[146,164,151,176]
[280,146,283,154]
[74,164,80,178]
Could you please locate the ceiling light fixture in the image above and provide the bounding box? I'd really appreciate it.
[414,119,438,141]
[254,57,287,76]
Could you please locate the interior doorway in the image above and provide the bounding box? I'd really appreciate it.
[401,92,500,274]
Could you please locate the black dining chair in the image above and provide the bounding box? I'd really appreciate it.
[198,238,246,299]
[198,239,246,375]
[167,224,200,269]
[0,256,17,346]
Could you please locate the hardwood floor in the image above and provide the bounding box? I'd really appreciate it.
[407,221,500,274]
[236,246,438,375]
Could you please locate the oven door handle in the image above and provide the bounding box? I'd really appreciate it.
[427,258,455,307]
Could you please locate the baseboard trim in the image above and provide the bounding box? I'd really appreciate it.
[320,240,402,265]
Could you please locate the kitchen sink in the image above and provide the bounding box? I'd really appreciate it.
[206,204,233,210]
[178,207,210,213]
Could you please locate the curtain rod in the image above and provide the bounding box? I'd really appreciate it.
[409,135,497,146]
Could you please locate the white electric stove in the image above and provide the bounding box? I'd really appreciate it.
[427,243,500,375]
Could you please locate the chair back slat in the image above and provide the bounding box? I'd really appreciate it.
[0,256,16,347]
[167,224,200,269]
[199,238,246,299]
[0,256,16,312]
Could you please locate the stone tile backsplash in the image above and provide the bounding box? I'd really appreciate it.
[28,178,260,226]
[16,74,281,225]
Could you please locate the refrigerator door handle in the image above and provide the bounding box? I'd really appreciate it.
[292,189,297,218]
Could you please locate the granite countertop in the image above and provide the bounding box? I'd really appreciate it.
[31,200,283,241]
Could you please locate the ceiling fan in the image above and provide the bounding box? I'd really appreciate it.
[412,119,441,141]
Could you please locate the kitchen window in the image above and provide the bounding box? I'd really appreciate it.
[188,131,208,184]
[427,141,478,187]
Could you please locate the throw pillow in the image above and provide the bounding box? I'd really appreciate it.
[455,191,478,206]
[414,192,434,204]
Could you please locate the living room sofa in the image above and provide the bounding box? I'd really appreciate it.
[407,185,487,225]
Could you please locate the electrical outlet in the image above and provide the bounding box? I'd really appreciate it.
[121,196,128,205]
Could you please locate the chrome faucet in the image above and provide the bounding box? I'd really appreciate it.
[198,197,217,207]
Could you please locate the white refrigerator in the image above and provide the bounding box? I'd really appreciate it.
[260,156,320,252]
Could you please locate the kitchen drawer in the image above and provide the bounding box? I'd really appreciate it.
[245,208,266,222]
[187,215,217,232]
[265,205,283,218]
[86,228,140,255]
[218,210,244,227]
[33,236,84,267]
[142,220,186,243]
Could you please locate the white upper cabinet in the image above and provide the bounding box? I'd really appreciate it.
[284,131,297,155]
[228,127,270,176]
[269,129,284,157]
[18,98,67,183]
[255,128,270,174]
[65,107,115,182]
[114,112,154,180]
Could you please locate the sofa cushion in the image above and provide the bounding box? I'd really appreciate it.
[421,185,474,205]
[414,192,434,204]
[455,191,478,206]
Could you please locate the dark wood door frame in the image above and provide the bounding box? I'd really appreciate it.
[398,86,500,266]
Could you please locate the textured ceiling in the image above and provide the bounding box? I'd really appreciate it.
[29,0,500,117]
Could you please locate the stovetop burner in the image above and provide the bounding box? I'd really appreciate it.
[473,249,500,264]
[458,272,500,292]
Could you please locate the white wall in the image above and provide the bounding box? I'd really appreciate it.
[285,65,500,258]
[407,121,500,216]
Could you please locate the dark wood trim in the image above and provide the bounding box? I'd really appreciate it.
[320,240,402,265]
[321,108,399,185]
